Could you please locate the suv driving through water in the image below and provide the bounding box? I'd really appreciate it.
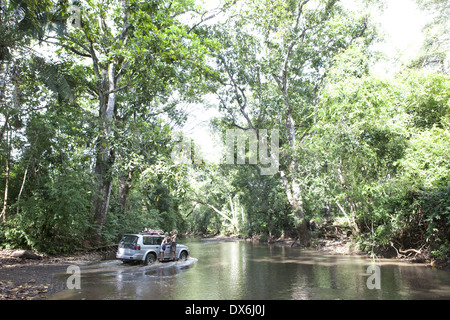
[116,232,190,265]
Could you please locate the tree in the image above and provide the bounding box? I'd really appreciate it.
[316,59,450,257]
[317,67,410,239]
[211,0,376,244]
[47,0,216,242]
[0,0,223,250]
[0,0,72,224]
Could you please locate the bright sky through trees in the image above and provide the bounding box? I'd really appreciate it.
[372,0,431,76]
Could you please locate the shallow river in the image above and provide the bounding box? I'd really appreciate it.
[49,239,450,300]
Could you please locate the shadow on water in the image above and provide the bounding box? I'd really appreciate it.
[49,240,450,300]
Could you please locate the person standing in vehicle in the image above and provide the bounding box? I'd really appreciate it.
[170,230,177,261]
[160,232,169,261]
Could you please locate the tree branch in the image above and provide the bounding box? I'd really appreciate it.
[218,55,254,129]
[103,84,128,95]
[189,198,234,223]
[41,39,92,58]
[187,1,237,33]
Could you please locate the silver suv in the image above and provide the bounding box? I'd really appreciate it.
[116,233,190,265]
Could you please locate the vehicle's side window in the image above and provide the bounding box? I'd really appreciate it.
[143,237,163,245]
[143,237,153,245]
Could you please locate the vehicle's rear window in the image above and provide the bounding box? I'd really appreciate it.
[119,235,138,248]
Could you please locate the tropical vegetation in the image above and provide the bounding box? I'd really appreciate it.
[0,0,448,260]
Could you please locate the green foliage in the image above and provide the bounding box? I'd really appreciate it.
[402,72,450,129]
[1,0,449,261]
[316,68,450,257]
[7,170,93,253]
[182,163,293,238]
[232,166,293,237]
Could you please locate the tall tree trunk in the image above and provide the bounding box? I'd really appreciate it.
[118,170,133,211]
[92,157,114,236]
[280,168,310,246]
[91,62,117,242]
[280,125,311,245]
[0,62,11,145]
[1,128,11,223]
[87,1,130,244]
[271,6,312,244]
[279,103,310,245]
[280,111,309,245]
[16,166,28,215]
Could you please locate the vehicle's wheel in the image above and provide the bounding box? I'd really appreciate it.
[179,251,188,262]
[144,253,157,266]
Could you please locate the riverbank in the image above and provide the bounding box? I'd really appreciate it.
[287,237,448,270]
[201,234,365,255]
[0,249,106,300]
[201,233,450,269]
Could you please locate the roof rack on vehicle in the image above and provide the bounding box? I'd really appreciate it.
[141,229,163,235]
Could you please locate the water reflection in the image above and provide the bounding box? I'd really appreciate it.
[49,240,450,300]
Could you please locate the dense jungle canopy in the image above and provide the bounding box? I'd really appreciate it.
[0,0,449,260]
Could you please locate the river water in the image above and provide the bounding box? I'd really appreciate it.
[49,239,450,300]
